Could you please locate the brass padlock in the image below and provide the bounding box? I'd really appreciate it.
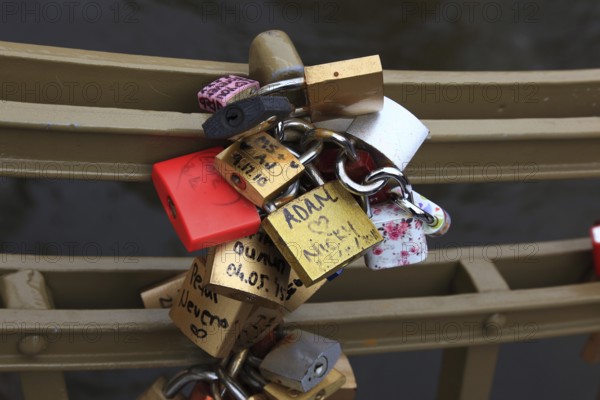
[215,131,305,207]
[140,273,186,309]
[248,30,307,110]
[249,30,304,86]
[234,304,285,350]
[204,230,290,308]
[328,354,357,400]
[283,268,326,312]
[170,258,253,358]
[259,55,383,122]
[262,179,383,286]
[263,369,346,400]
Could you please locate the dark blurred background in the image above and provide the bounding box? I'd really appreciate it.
[0,0,599,398]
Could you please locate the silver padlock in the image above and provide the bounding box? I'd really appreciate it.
[259,330,342,392]
[346,96,428,170]
[320,96,428,174]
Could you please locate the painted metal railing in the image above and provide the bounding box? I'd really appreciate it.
[0,41,599,399]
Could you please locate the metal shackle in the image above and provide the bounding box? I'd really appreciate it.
[335,153,386,196]
[364,168,436,226]
[163,366,219,398]
[302,127,359,163]
[263,139,325,214]
[217,367,250,400]
[239,364,268,392]
[257,77,305,97]
[285,144,326,187]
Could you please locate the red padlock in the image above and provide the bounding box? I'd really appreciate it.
[152,148,261,252]
[591,221,600,276]
[314,146,389,204]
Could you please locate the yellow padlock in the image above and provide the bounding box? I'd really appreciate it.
[205,230,290,308]
[328,354,357,400]
[304,56,383,122]
[259,55,383,122]
[262,180,382,286]
[169,258,253,358]
[215,131,305,207]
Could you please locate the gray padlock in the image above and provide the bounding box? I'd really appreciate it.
[259,330,341,392]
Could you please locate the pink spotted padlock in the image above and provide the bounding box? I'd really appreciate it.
[364,201,428,270]
[197,75,259,112]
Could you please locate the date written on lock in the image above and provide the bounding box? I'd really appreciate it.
[215,132,305,207]
[234,304,284,351]
[283,268,326,312]
[263,180,383,285]
[170,258,252,358]
[205,231,290,308]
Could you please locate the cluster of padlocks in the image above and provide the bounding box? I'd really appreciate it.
[139,30,450,399]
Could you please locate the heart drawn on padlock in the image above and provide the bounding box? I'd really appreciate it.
[308,215,330,235]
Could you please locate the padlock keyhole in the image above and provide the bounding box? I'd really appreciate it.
[313,361,326,377]
[225,107,243,127]
[230,173,246,190]
[167,197,177,219]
